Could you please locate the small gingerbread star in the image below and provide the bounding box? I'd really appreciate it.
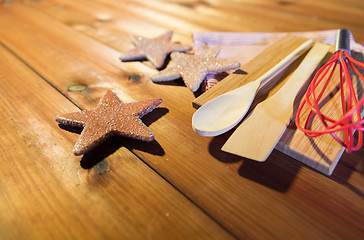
[151,46,240,92]
[120,31,192,69]
[56,90,162,155]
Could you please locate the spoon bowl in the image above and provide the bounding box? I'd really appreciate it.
[192,80,260,136]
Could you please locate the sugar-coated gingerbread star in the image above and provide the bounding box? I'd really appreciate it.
[120,31,192,69]
[151,46,240,92]
[56,90,162,155]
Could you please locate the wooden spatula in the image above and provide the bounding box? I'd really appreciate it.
[221,42,330,161]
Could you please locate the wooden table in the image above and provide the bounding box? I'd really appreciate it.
[0,0,363,239]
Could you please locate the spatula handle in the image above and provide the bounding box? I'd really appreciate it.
[258,39,313,88]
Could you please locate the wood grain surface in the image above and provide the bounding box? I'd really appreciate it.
[0,36,232,240]
[0,0,363,239]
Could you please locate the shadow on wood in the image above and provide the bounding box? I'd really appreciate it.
[81,135,122,169]
[208,131,300,193]
[330,133,364,198]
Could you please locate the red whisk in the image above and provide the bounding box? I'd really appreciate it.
[295,29,364,153]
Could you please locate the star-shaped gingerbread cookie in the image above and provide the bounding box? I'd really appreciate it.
[56,90,162,155]
[151,46,240,92]
[120,31,192,69]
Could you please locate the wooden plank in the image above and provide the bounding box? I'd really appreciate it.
[93,0,247,32]
[1,2,363,239]
[0,42,233,239]
[174,0,364,42]
[21,0,193,48]
[95,0,364,42]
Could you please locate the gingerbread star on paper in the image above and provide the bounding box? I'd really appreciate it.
[56,90,162,155]
[151,46,240,92]
[120,31,192,69]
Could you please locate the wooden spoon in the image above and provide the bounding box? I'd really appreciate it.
[192,39,313,137]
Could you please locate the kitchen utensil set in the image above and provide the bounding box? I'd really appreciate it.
[193,29,363,164]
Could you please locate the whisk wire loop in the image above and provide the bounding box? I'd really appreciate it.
[295,34,364,153]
